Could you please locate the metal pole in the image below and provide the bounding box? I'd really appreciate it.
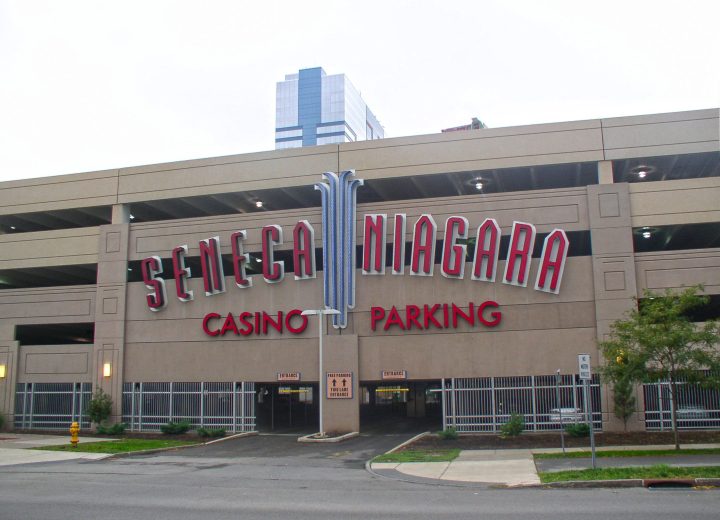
[556,370,565,454]
[583,379,596,469]
[319,312,324,436]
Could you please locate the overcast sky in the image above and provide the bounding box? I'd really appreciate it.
[1,0,718,182]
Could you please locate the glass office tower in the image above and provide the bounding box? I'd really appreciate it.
[275,67,385,149]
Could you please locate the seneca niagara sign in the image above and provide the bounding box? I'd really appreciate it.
[140,171,569,332]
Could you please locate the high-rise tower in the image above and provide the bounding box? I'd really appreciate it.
[275,67,384,149]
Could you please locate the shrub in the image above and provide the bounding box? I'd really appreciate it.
[87,389,113,426]
[160,420,191,435]
[438,427,458,440]
[565,422,590,437]
[197,427,226,438]
[96,422,126,435]
[500,413,525,437]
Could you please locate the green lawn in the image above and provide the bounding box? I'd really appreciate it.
[534,448,720,460]
[32,438,200,454]
[539,464,720,483]
[373,449,461,463]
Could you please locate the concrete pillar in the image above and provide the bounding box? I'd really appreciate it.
[111,204,131,225]
[93,223,131,423]
[0,341,19,429]
[587,182,642,432]
[321,334,360,434]
[598,160,614,184]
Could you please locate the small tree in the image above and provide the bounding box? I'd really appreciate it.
[600,286,720,449]
[611,375,636,431]
[87,388,113,427]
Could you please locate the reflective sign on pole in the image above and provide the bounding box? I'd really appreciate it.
[578,354,591,380]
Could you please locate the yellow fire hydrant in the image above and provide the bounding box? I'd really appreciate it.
[69,421,80,448]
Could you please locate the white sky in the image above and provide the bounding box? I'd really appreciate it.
[1,0,718,182]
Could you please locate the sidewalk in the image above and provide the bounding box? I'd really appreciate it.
[370,443,720,487]
[0,433,112,466]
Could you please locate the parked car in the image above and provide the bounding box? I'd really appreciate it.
[549,408,584,423]
[676,405,709,420]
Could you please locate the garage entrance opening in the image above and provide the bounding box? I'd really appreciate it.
[255,384,318,433]
[360,380,442,433]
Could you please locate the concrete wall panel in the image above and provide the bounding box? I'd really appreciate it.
[0,229,99,269]
[118,147,339,203]
[17,345,92,383]
[0,170,118,216]
[630,178,720,227]
[635,249,720,294]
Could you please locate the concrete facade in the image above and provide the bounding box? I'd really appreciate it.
[0,108,718,434]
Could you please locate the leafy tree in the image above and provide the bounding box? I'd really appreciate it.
[611,375,636,431]
[600,286,720,449]
[87,388,113,426]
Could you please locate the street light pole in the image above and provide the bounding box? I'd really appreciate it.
[302,308,340,437]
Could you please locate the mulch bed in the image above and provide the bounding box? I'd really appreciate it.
[404,431,720,451]
[12,429,203,442]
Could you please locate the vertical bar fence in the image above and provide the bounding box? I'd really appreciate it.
[441,374,602,433]
[14,382,92,430]
[122,381,256,432]
[643,377,720,430]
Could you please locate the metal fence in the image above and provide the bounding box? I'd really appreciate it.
[441,375,602,433]
[122,382,256,432]
[14,382,92,430]
[644,380,720,430]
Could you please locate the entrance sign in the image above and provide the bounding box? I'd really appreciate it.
[277,372,301,382]
[381,370,407,381]
[326,371,353,399]
[578,354,592,380]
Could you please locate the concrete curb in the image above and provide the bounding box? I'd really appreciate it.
[298,431,359,443]
[202,431,258,445]
[386,431,430,454]
[524,478,720,489]
[529,479,644,489]
[105,431,258,459]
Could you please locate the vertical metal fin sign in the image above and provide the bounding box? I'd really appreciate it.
[315,170,364,328]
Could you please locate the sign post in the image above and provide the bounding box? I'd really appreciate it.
[578,354,596,469]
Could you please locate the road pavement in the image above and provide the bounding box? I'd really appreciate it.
[1,434,719,520]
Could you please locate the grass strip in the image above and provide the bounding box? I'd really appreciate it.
[32,438,200,454]
[373,449,461,463]
[539,464,720,483]
[534,448,720,460]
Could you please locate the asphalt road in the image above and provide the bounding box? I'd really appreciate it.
[1,434,718,520]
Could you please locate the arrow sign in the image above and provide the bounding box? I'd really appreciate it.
[326,371,353,399]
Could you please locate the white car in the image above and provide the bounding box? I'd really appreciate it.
[676,406,709,420]
[549,408,584,423]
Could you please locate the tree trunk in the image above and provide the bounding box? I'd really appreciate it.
[670,377,680,450]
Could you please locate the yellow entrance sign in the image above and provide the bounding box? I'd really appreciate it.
[326,371,353,399]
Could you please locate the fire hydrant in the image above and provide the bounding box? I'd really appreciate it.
[69,421,80,448]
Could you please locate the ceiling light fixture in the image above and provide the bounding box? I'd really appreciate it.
[631,165,656,180]
[255,200,263,208]
[129,214,135,220]
[475,181,483,190]
[10,226,16,230]
[642,231,651,239]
